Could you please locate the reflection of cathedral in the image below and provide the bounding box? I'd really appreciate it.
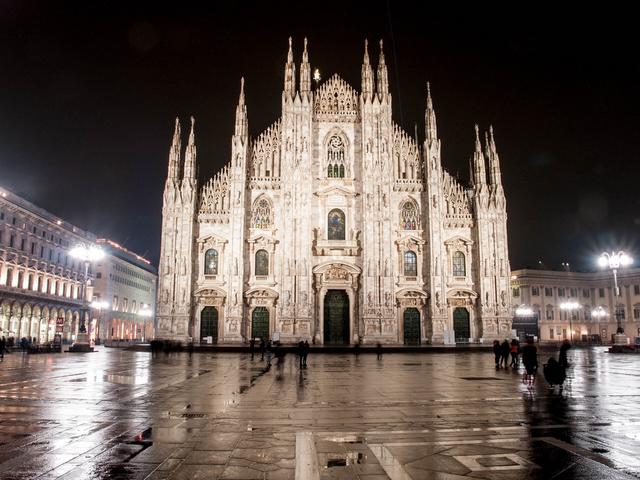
[156,38,512,345]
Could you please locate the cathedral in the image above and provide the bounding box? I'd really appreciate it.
[156,38,512,345]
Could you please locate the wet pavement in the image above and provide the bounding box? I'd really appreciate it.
[0,347,639,479]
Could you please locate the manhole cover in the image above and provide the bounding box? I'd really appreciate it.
[181,413,207,418]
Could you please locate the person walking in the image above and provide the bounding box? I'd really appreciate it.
[492,340,501,368]
[376,342,383,360]
[521,337,538,385]
[259,338,266,361]
[558,339,571,368]
[249,338,256,359]
[509,338,520,369]
[302,340,309,367]
[500,339,510,368]
[0,336,5,361]
[297,340,305,368]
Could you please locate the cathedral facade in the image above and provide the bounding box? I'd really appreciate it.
[156,38,512,345]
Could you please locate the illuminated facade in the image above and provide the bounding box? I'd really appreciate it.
[157,39,512,344]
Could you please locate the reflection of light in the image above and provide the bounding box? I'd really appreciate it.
[91,301,109,310]
[592,307,608,318]
[70,244,105,262]
[560,302,579,310]
[138,308,153,317]
[515,305,533,316]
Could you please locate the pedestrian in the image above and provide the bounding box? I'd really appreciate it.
[559,339,571,368]
[376,342,383,360]
[302,340,309,367]
[187,340,194,358]
[0,336,5,361]
[492,340,501,368]
[266,340,273,364]
[354,342,360,357]
[297,340,305,368]
[500,339,510,368]
[260,338,266,361]
[521,337,538,386]
[509,338,520,369]
[250,338,256,359]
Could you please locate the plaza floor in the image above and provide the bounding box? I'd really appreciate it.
[0,347,639,479]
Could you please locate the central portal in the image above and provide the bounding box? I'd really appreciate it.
[324,289,350,345]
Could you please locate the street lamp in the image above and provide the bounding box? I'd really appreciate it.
[90,300,109,345]
[560,301,580,343]
[598,251,633,339]
[69,244,104,350]
[592,306,608,344]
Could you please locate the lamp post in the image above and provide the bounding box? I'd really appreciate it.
[591,306,608,344]
[90,300,109,345]
[139,307,153,342]
[69,244,104,351]
[560,301,580,343]
[598,251,633,343]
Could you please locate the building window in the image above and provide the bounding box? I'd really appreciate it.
[400,201,419,230]
[9,234,14,248]
[326,135,345,178]
[599,288,605,298]
[204,249,218,275]
[545,287,552,296]
[634,285,640,295]
[20,238,25,250]
[616,305,625,321]
[452,251,465,277]
[327,209,345,240]
[583,288,590,298]
[96,272,102,279]
[255,250,269,276]
[570,288,577,297]
[549,328,554,339]
[512,287,520,297]
[557,288,565,297]
[40,246,44,258]
[634,305,640,320]
[404,251,417,277]
[532,286,540,296]
[584,307,591,321]
[5,268,13,287]
[546,307,554,320]
[252,198,272,229]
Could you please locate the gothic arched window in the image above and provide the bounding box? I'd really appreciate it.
[204,249,218,275]
[326,135,345,178]
[404,251,417,277]
[252,198,272,229]
[452,251,466,277]
[327,209,346,240]
[255,250,269,276]
[400,201,419,230]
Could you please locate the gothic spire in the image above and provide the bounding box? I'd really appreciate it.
[425,82,438,145]
[283,36,296,98]
[168,117,182,180]
[361,39,374,100]
[488,125,502,186]
[299,37,311,96]
[473,124,487,186]
[234,77,248,137]
[183,116,197,180]
[376,39,389,98]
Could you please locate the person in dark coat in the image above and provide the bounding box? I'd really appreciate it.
[376,342,383,360]
[0,336,5,361]
[259,338,266,361]
[302,340,309,367]
[492,340,501,368]
[500,339,510,368]
[558,339,571,368]
[297,340,305,368]
[249,338,256,359]
[521,337,538,385]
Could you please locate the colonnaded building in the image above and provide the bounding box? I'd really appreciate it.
[156,38,512,345]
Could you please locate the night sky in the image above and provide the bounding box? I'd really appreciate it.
[1,3,638,271]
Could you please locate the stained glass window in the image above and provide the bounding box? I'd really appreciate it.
[400,201,419,230]
[327,135,345,178]
[327,209,345,240]
[252,198,272,229]
[453,251,466,276]
[255,250,269,276]
[204,249,218,275]
[404,251,417,276]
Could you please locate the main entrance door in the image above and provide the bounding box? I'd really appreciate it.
[251,307,269,341]
[324,290,350,344]
[403,308,421,345]
[200,307,218,343]
[453,307,470,343]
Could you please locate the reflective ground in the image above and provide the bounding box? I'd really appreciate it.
[0,346,639,479]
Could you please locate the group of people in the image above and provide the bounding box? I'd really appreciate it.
[248,338,311,370]
[493,336,572,387]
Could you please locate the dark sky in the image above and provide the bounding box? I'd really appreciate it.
[1,2,638,271]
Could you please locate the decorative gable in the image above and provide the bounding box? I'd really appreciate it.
[313,74,359,123]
